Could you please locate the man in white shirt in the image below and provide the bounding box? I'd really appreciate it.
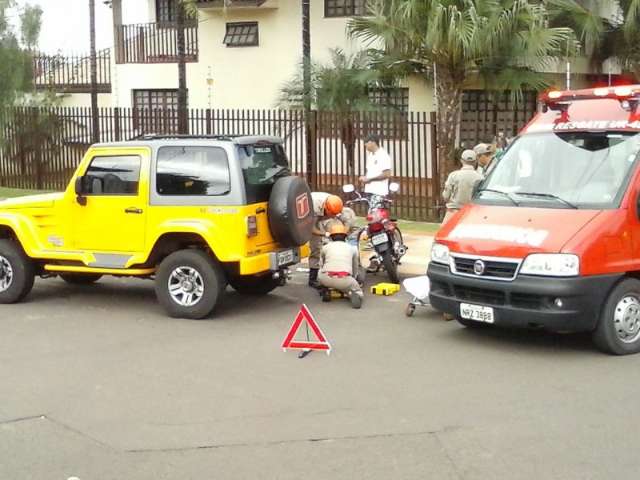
[359,134,392,196]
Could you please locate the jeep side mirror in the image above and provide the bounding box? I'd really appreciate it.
[389,182,400,193]
[342,184,355,193]
[75,176,87,206]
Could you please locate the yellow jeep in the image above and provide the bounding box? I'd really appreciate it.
[0,135,313,319]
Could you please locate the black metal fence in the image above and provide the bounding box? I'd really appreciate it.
[0,107,439,221]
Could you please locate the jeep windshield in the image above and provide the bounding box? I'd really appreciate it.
[478,131,640,209]
[238,143,291,203]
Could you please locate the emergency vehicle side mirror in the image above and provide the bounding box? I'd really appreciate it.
[342,184,355,194]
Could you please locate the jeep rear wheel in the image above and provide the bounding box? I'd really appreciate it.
[60,273,103,285]
[155,249,226,319]
[0,239,35,304]
[228,274,280,295]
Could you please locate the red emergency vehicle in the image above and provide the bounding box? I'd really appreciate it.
[428,85,640,354]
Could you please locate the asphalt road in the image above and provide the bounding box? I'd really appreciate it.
[1,240,640,479]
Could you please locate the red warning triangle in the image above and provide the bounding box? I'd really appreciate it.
[282,304,331,354]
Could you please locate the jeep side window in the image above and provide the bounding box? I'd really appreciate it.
[84,155,141,195]
[156,146,231,196]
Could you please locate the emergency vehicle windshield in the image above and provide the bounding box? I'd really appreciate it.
[478,131,640,209]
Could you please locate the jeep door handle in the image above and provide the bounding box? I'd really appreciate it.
[124,207,143,214]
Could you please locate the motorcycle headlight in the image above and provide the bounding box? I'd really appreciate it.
[431,243,450,265]
[520,254,579,277]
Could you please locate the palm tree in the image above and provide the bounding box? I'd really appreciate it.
[548,0,640,81]
[279,49,381,178]
[176,1,188,133]
[349,0,573,177]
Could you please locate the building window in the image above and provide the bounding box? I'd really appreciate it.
[84,156,141,195]
[157,147,231,196]
[156,0,177,23]
[325,0,366,17]
[223,22,259,47]
[133,89,182,133]
[368,87,409,114]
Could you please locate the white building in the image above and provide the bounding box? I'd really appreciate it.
[34,0,627,146]
[50,0,434,114]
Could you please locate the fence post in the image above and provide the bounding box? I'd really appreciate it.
[305,109,317,189]
[206,109,212,135]
[114,107,121,141]
[429,110,439,220]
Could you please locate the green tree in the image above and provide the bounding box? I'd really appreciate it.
[548,0,640,80]
[349,0,573,177]
[279,48,382,177]
[0,0,42,109]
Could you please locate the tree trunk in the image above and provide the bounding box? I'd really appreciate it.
[112,0,123,63]
[302,0,314,187]
[341,116,355,179]
[176,3,188,134]
[434,66,463,189]
[89,0,99,143]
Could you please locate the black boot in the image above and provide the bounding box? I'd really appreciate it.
[308,268,320,289]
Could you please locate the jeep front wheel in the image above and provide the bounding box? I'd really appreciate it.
[228,274,281,295]
[155,249,225,319]
[0,239,35,304]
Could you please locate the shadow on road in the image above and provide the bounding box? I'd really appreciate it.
[442,322,599,356]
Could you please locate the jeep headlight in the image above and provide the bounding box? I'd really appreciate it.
[520,254,579,277]
[431,243,450,265]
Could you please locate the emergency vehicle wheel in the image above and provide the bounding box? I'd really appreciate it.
[155,249,225,319]
[593,278,640,355]
[0,239,35,304]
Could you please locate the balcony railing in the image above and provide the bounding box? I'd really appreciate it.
[196,0,274,8]
[115,21,198,64]
[33,50,111,93]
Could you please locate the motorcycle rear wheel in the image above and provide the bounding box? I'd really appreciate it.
[382,250,400,284]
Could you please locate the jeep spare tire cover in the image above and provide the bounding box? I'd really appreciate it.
[268,176,314,247]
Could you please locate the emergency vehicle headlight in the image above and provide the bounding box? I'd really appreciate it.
[520,254,579,277]
[431,243,450,265]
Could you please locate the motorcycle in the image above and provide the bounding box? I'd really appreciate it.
[342,182,407,284]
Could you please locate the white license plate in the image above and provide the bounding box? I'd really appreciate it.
[277,249,296,267]
[460,303,495,323]
[371,233,388,246]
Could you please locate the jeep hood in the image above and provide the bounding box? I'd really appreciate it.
[0,193,63,209]
[437,205,602,258]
